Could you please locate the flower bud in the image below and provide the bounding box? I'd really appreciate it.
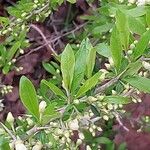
[99,73,105,81]
[68,119,79,130]
[78,132,84,140]
[32,142,43,150]
[105,63,111,70]
[39,101,47,113]
[108,57,114,66]
[26,118,34,126]
[142,61,150,71]
[76,139,82,145]
[87,145,92,150]
[128,0,136,3]
[130,43,135,49]
[15,140,27,150]
[103,115,109,121]
[74,99,80,104]
[6,112,14,125]
[112,90,117,95]
[127,50,133,55]
[88,96,97,102]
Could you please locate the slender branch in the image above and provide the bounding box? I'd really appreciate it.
[113,113,129,132]
[30,24,58,57]
[94,68,128,95]
[95,76,119,95]
[29,22,87,52]
[0,123,16,140]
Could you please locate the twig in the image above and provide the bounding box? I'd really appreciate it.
[29,22,87,52]
[17,22,87,61]
[94,68,128,95]
[95,76,119,95]
[140,57,150,61]
[30,24,58,57]
[0,123,16,140]
[113,113,129,132]
[122,88,135,97]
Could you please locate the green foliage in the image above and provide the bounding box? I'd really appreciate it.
[61,44,75,91]
[1,0,150,149]
[19,76,40,121]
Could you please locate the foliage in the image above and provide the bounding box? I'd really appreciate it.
[0,0,150,150]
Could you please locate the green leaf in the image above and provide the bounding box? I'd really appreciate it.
[61,44,75,91]
[93,23,113,35]
[42,103,60,125]
[0,137,10,150]
[41,80,67,99]
[128,15,146,35]
[19,76,40,120]
[7,41,21,62]
[0,17,10,27]
[67,0,76,3]
[86,48,96,78]
[116,9,130,49]
[123,76,150,93]
[104,96,130,104]
[94,137,112,144]
[96,43,111,58]
[2,64,11,74]
[122,61,142,77]
[132,29,150,59]
[42,62,56,75]
[76,71,101,98]
[146,9,150,27]
[71,38,90,93]
[118,143,127,150]
[127,6,146,17]
[110,27,122,71]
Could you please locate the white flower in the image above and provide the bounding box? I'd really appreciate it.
[6,112,14,125]
[15,140,27,150]
[68,119,79,130]
[39,101,47,113]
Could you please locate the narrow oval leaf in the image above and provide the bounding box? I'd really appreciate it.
[132,29,150,59]
[110,27,122,71]
[19,76,39,120]
[146,9,150,27]
[7,41,21,62]
[76,71,101,98]
[71,38,90,93]
[96,43,111,58]
[61,44,75,91]
[42,62,56,75]
[41,80,67,99]
[104,96,130,104]
[116,9,130,49]
[128,15,146,35]
[122,61,142,77]
[123,76,150,93]
[86,48,96,78]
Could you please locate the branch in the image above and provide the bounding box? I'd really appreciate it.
[0,123,16,140]
[94,76,119,95]
[30,24,58,57]
[113,113,129,132]
[29,22,87,52]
